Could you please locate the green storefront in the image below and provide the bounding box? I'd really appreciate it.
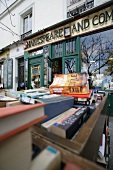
[24,36,81,89]
[24,1,113,90]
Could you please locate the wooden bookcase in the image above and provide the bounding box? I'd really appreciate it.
[31,93,110,170]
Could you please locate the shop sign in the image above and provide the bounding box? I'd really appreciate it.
[24,6,113,51]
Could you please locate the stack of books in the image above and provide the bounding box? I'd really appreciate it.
[0,103,46,170]
[49,73,89,95]
[40,95,74,122]
[42,107,89,139]
[49,73,97,106]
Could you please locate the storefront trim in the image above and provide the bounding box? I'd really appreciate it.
[24,6,113,52]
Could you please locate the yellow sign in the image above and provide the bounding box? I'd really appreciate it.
[24,6,113,51]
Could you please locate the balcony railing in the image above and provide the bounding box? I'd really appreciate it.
[67,0,94,18]
[21,30,32,40]
[67,0,82,7]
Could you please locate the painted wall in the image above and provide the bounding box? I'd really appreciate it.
[94,0,110,7]
[0,0,16,14]
[0,0,67,49]
[9,44,24,91]
[0,0,67,91]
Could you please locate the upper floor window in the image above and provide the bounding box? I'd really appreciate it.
[20,7,32,39]
[86,0,94,9]
[67,0,81,6]
[23,13,32,34]
[67,0,94,18]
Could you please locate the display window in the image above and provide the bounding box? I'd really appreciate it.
[80,29,113,88]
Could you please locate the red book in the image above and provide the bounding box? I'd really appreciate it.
[0,103,46,141]
[64,162,83,170]
[62,90,92,99]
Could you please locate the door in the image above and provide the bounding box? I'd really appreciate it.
[18,58,24,90]
[28,56,44,89]
[31,64,41,89]
[51,58,62,81]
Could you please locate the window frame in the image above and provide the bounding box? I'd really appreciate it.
[23,12,32,34]
[20,6,33,38]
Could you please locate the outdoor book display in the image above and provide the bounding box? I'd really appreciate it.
[31,92,110,170]
[0,89,110,170]
[49,73,97,106]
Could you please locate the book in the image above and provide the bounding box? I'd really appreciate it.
[0,95,17,101]
[5,90,23,99]
[49,73,89,94]
[0,103,47,170]
[51,109,86,138]
[0,103,46,141]
[0,128,32,170]
[0,96,17,107]
[6,100,24,107]
[98,134,105,159]
[40,96,74,122]
[0,101,6,107]
[30,146,61,170]
[41,108,80,131]
[63,162,83,170]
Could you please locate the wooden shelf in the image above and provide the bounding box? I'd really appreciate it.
[97,156,107,165]
[31,93,109,170]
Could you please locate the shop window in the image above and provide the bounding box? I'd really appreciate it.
[3,59,13,89]
[80,29,113,88]
[53,42,63,58]
[31,65,40,89]
[64,57,76,73]
[52,59,62,75]
[65,39,75,55]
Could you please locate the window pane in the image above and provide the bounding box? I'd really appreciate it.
[23,16,28,33]
[65,58,76,73]
[66,39,75,55]
[80,29,113,88]
[23,13,32,33]
[29,13,32,31]
[53,43,63,58]
[66,42,69,55]
[31,65,40,89]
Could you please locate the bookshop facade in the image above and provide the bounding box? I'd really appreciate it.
[24,1,113,89]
